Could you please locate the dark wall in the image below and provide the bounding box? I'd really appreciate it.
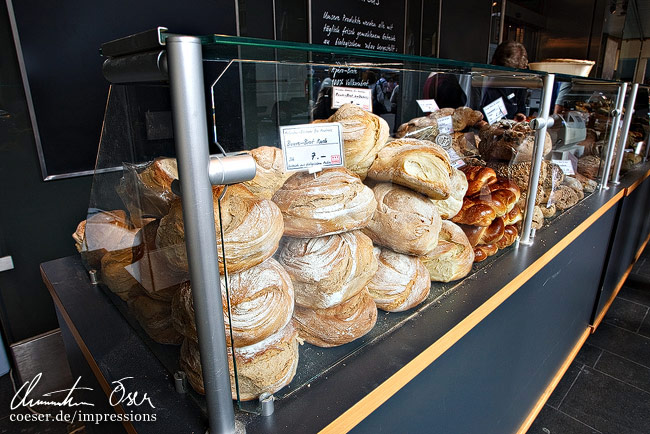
[439,0,492,63]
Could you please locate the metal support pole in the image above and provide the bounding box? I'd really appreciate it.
[166,35,236,434]
[612,83,639,184]
[600,82,627,189]
[520,73,555,245]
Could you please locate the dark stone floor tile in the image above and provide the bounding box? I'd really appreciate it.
[639,312,650,339]
[0,374,13,420]
[574,343,603,368]
[547,362,583,409]
[594,351,650,394]
[590,323,650,369]
[559,367,650,434]
[527,405,601,434]
[602,297,649,332]
[622,277,650,296]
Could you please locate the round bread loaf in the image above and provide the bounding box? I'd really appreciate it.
[547,185,581,211]
[171,258,294,347]
[478,120,552,162]
[128,294,183,345]
[242,146,291,199]
[577,155,601,180]
[156,184,283,274]
[278,230,377,309]
[328,103,390,179]
[366,247,430,312]
[363,183,442,256]
[293,289,377,347]
[180,322,299,401]
[430,167,468,219]
[271,168,376,238]
[421,221,474,282]
[367,138,453,199]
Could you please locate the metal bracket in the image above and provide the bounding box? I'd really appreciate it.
[208,154,257,186]
[529,116,555,130]
[101,27,168,57]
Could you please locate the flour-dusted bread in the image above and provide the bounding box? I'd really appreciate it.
[271,168,376,238]
[367,247,430,312]
[421,221,474,282]
[367,138,453,199]
[156,184,283,274]
[363,183,442,256]
[128,294,183,345]
[278,230,378,309]
[430,167,468,219]
[328,103,390,179]
[293,289,377,347]
[242,146,291,199]
[180,322,299,400]
[171,258,294,347]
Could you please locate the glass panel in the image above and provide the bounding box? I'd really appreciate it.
[625,85,650,169]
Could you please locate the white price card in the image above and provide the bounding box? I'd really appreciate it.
[280,123,345,172]
[435,134,465,168]
[484,97,508,125]
[437,115,454,134]
[331,86,373,111]
[551,159,575,175]
[416,99,440,113]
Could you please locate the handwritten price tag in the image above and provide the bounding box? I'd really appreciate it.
[484,97,508,125]
[280,123,345,172]
[331,86,373,111]
[416,99,440,113]
[437,115,454,134]
[551,159,575,175]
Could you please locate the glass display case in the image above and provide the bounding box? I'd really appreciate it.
[75,33,634,429]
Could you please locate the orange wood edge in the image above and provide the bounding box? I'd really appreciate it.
[626,167,650,196]
[41,266,137,434]
[592,231,650,332]
[515,327,591,434]
[319,190,625,434]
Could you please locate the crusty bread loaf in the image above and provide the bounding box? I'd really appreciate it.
[100,248,143,302]
[541,203,557,218]
[575,173,598,193]
[271,168,376,238]
[156,184,283,274]
[396,107,483,140]
[242,146,291,199]
[171,258,294,347]
[421,221,474,282]
[430,168,468,220]
[577,155,601,180]
[278,230,377,309]
[363,183,442,256]
[128,294,183,345]
[328,103,390,179]
[452,107,484,131]
[478,120,551,162]
[367,247,430,312]
[293,289,377,347]
[180,322,299,400]
[547,185,581,211]
[367,138,453,199]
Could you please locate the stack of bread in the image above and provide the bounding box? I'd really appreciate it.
[395,107,484,142]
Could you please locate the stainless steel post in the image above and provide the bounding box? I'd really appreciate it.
[520,73,555,245]
[166,36,236,434]
[612,83,639,184]
[600,82,627,189]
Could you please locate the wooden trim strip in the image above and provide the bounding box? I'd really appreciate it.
[41,267,137,434]
[319,190,625,434]
[626,167,650,196]
[515,326,591,434]
[592,231,650,331]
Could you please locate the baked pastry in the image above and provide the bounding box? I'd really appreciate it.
[547,185,581,211]
[100,248,143,302]
[531,206,544,230]
[543,162,565,192]
[460,217,505,247]
[430,168,468,219]
[496,225,518,249]
[328,104,390,179]
[574,173,598,193]
[363,183,442,256]
[396,115,440,140]
[473,244,498,262]
[278,231,377,309]
[421,221,474,281]
[271,168,376,238]
[562,176,584,194]
[157,184,283,274]
[242,146,291,199]
[503,205,523,226]
[577,155,601,180]
[116,157,179,226]
[367,138,453,199]
[478,120,551,162]
[128,294,183,345]
[541,203,556,218]
[487,161,546,206]
[366,247,431,312]
[180,322,299,400]
[451,179,520,227]
[172,258,294,347]
[293,289,377,347]
[462,166,497,197]
[452,107,484,131]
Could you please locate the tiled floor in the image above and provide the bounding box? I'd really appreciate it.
[528,248,650,434]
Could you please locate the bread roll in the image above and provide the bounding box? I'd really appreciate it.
[128,294,183,345]
[430,168,468,219]
[478,120,552,162]
[171,258,294,347]
[541,203,556,218]
[487,161,546,205]
[496,225,518,249]
[271,168,376,238]
[421,221,474,282]
[293,289,377,347]
[367,247,430,312]
[243,146,291,199]
[157,184,283,274]
[328,104,390,179]
[452,107,484,131]
[278,231,377,309]
[502,205,523,226]
[367,138,453,199]
[100,249,143,302]
[462,166,497,197]
[180,322,299,400]
[363,183,442,256]
[531,206,544,230]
